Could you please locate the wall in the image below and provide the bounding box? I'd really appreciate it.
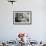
[0,0,46,41]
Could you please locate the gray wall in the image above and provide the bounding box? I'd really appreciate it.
[0,0,46,41]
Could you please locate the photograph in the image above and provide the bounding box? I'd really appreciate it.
[13,11,32,25]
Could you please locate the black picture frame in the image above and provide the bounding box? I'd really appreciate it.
[13,11,32,25]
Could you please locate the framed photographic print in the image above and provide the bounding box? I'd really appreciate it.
[13,11,32,25]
